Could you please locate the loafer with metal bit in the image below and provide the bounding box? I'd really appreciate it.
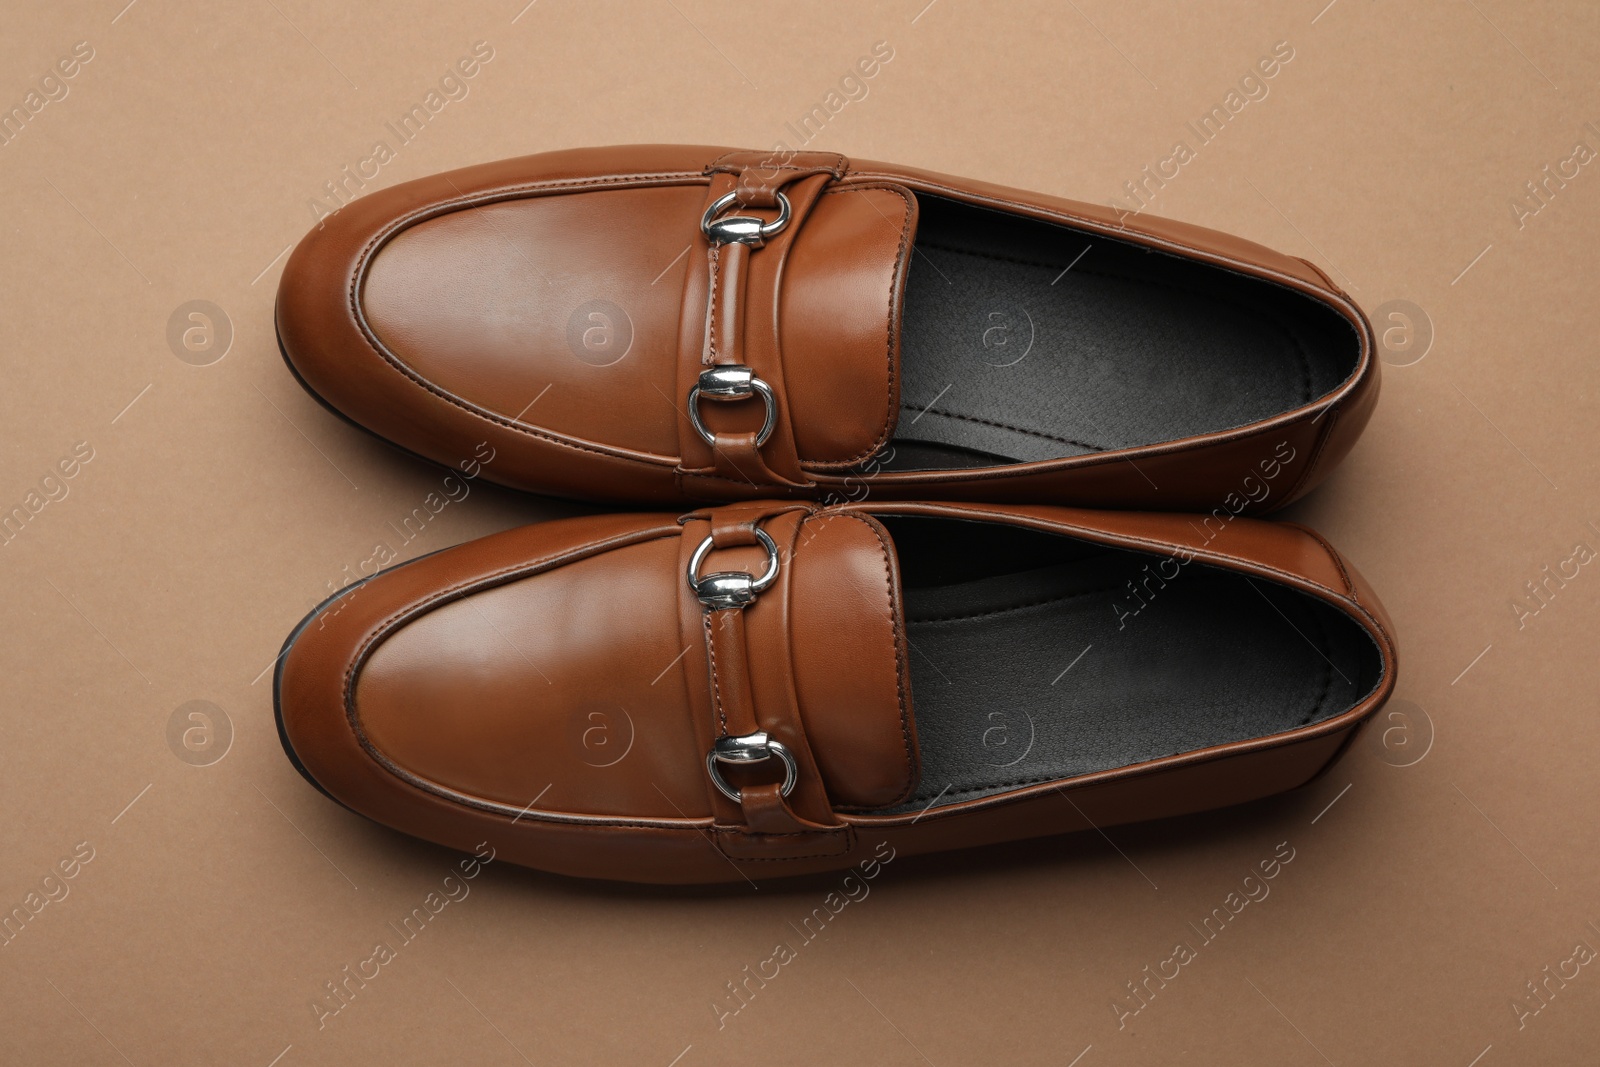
[275,500,1396,884]
[276,145,1378,511]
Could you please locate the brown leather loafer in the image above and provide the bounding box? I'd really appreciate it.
[276,146,1377,511]
[275,501,1396,884]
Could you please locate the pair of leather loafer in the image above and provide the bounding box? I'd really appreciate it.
[274,146,1395,884]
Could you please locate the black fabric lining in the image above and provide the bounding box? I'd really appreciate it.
[884,195,1358,470]
[906,585,1120,626]
[875,517,1382,812]
[914,238,1320,401]
[899,400,1107,452]
[1295,588,1336,728]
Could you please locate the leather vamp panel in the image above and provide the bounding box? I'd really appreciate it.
[362,184,708,459]
[352,536,709,820]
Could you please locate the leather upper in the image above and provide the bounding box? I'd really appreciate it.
[356,155,914,480]
[288,504,917,832]
[277,500,1398,884]
[276,145,1379,511]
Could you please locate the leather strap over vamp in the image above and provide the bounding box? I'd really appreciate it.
[674,500,919,859]
[674,151,918,498]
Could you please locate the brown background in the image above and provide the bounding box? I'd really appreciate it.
[2,1,1597,1064]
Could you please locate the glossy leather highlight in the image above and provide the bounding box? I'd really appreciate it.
[276,145,1378,511]
[276,501,1397,884]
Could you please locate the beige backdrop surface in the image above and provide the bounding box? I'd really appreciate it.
[2,1,1597,1064]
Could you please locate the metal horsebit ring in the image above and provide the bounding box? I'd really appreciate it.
[685,526,780,610]
[687,364,777,448]
[699,189,792,247]
[707,735,800,799]
[687,190,789,450]
[686,525,796,800]
[706,732,798,802]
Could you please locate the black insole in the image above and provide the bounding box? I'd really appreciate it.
[878,517,1381,811]
[889,196,1359,469]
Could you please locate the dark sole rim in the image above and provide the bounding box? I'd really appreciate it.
[275,309,665,509]
[275,306,469,481]
[271,544,455,811]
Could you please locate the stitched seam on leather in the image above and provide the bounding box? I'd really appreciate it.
[704,243,721,366]
[339,528,695,824]
[343,529,677,690]
[715,163,840,174]
[708,151,847,176]
[351,170,706,277]
[704,611,727,734]
[899,401,1106,452]
[906,585,1120,625]
[763,512,840,822]
[713,827,851,858]
[680,469,812,491]
[1298,256,1345,297]
[343,532,675,704]
[910,778,1059,802]
[830,511,917,807]
[1286,521,1356,598]
[1103,533,1336,596]
[711,826,839,840]
[346,171,704,466]
[909,768,1215,802]
[797,184,913,471]
[685,182,909,474]
[712,163,845,176]
[374,776,703,831]
[916,240,1317,405]
[1284,408,1340,504]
